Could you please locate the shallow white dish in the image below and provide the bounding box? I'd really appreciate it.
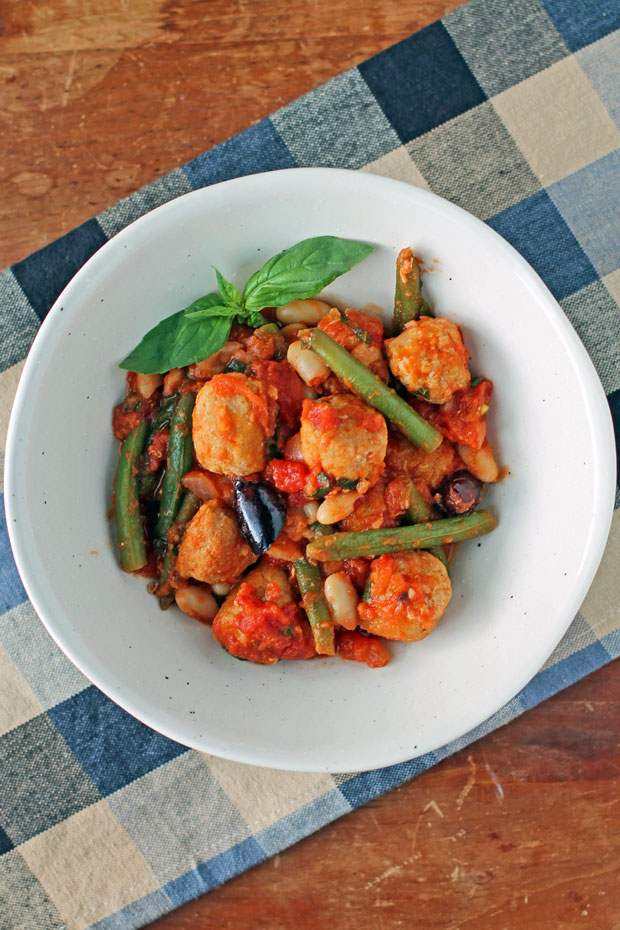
[5,168,616,772]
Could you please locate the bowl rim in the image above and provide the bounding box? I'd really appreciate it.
[5,166,617,772]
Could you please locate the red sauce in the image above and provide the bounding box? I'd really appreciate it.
[360,410,385,432]
[144,428,169,474]
[230,583,316,662]
[358,555,435,629]
[264,459,310,493]
[342,558,371,593]
[111,405,141,441]
[251,360,304,438]
[384,476,413,520]
[412,379,493,450]
[336,630,389,668]
[319,307,384,348]
[303,399,338,432]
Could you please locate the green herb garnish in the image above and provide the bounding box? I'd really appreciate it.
[120,236,374,374]
[341,311,372,344]
[336,477,358,490]
[310,471,332,498]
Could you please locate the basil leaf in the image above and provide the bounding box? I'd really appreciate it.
[167,314,233,370]
[243,236,374,311]
[119,292,226,373]
[214,268,243,310]
[184,304,234,321]
[120,311,232,373]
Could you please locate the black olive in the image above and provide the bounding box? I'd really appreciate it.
[233,479,287,555]
[435,469,483,515]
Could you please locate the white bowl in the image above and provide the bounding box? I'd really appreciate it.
[5,168,616,772]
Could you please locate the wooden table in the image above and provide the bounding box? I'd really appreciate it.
[3,1,619,926]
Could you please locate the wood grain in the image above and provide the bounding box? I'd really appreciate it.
[0,0,461,266]
[2,1,619,928]
[151,663,620,930]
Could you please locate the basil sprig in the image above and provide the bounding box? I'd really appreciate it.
[119,236,374,374]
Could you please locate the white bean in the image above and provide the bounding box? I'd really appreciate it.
[276,299,332,325]
[303,500,320,522]
[175,586,218,622]
[324,572,359,630]
[163,367,184,395]
[316,490,361,525]
[287,340,330,387]
[135,372,163,398]
[280,323,306,344]
[457,440,499,483]
[211,581,233,596]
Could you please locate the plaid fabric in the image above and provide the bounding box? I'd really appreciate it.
[1,0,620,926]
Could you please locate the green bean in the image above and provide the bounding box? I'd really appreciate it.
[156,490,201,609]
[405,480,430,524]
[294,559,335,656]
[394,247,422,332]
[304,329,442,452]
[154,391,195,551]
[309,522,336,538]
[115,420,149,572]
[306,511,496,561]
[138,471,159,500]
[140,392,180,456]
[403,480,447,567]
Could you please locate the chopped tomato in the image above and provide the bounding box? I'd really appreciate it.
[251,360,305,437]
[411,379,493,450]
[232,583,316,662]
[336,630,389,668]
[319,307,384,348]
[302,399,339,432]
[264,459,310,493]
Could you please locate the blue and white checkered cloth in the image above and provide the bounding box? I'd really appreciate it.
[1,0,619,927]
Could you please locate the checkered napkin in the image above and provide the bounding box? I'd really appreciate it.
[1,0,619,927]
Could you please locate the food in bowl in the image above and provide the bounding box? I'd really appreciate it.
[111,237,497,667]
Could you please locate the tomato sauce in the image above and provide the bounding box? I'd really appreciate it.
[319,307,384,348]
[251,360,304,438]
[265,459,310,493]
[303,399,338,432]
[233,583,315,662]
[412,379,493,450]
[336,630,389,668]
